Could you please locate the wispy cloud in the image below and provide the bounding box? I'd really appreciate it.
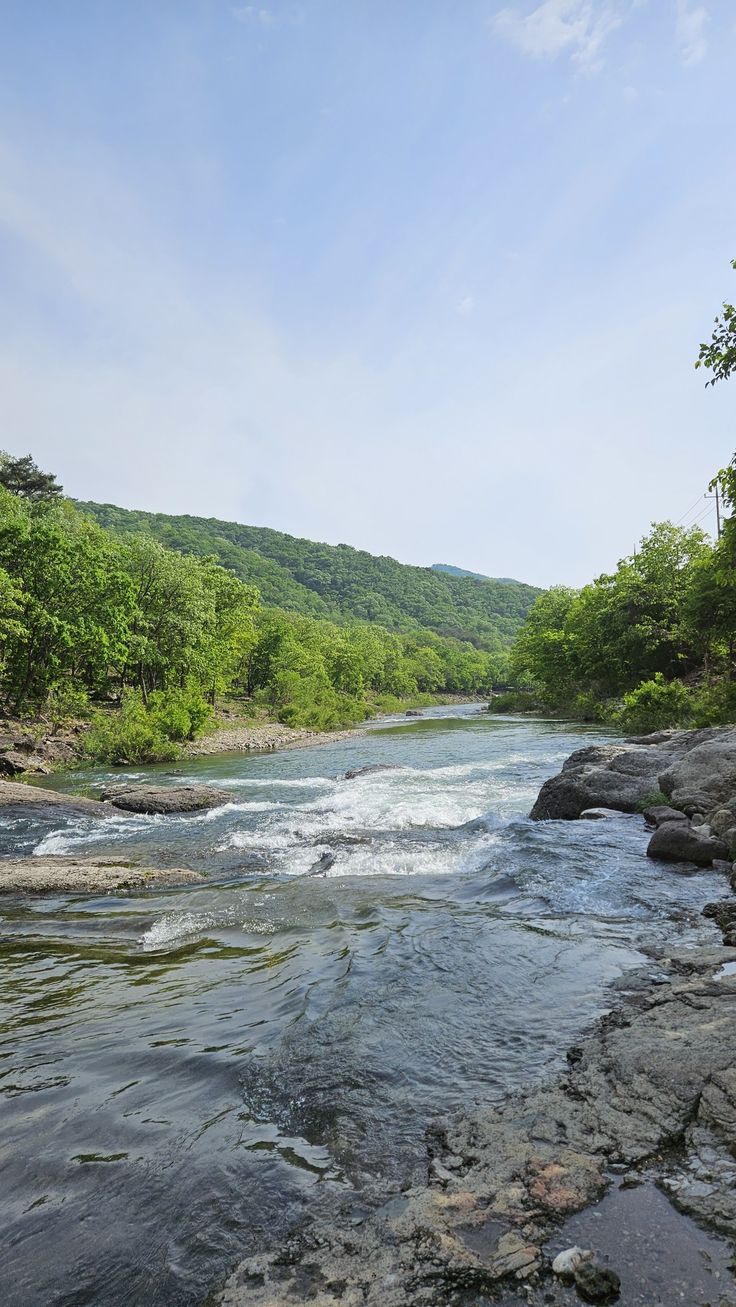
[674,0,708,64]
[456,294,475,315]
[231,6,278,25]
[491,0,624,70]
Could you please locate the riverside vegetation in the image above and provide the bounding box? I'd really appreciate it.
[0,454,535,766]
[494,261,736,735]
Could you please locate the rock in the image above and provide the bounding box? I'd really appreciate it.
[405,709,423,717]
[573,1260,621,1303]
[642,804,689,828]
[0,780,104,813]
[531,742,683,820]
[101,784,231,814]
[213,947,736,1307]
[306,851,336,876]
[647,821,728,867]
[552,1246,593,1278]
[658,729,736,816]
[343,764,403,781]
[580,808,624,820]
[0,751,33,776]
[0,856,204,894]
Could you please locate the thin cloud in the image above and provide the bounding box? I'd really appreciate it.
[491,0,624,69]
[674,0,708,64]
[231,6,277,25]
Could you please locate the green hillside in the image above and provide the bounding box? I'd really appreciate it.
[432,564,524,585]
[76,503,541,652]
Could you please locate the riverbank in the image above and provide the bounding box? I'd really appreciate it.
[211,722,736,1306]
[215,942,736,1307]
[0,695,482,775]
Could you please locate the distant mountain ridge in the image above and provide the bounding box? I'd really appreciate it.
[432,563,522,585]
[76,501,542,653]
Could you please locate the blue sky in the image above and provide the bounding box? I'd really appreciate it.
[0,1,733,586]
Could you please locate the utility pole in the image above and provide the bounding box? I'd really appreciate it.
[704,484,722,539]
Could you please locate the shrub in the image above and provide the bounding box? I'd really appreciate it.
[84,691,181,764]
[45,682,90,728]
[689,679,736,727]
[147,683,211,742]
[615,674,692,734]
[635,789,670,812]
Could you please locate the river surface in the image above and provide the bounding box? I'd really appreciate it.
[0,706,727,1306]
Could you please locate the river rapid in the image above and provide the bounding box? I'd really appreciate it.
[0,706,728,1306]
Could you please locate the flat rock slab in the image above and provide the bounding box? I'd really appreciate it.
[0,780,103,814]
[0,857,204,893]
[101,784,231,814]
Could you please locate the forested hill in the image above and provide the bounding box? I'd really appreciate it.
[76,502,540,651]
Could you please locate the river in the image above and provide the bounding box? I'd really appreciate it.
[0,706,727,1306]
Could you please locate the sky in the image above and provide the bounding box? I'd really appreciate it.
[0,0,734,587]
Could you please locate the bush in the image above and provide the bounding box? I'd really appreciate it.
[689,679,736,727]
[84,691,181,764]
[45,682,90,728]
[147,683,211,742]
[635,789,670,812]
[615,674,692,734]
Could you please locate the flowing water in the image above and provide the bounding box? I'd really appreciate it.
[0,706,728,1306]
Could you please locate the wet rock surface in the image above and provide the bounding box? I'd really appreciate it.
[101,783,231,814]
[0,856,204,893]
[647,819,728,865]
[0,780,103,813]
[532,725,736,859]
[213,947,736,1306]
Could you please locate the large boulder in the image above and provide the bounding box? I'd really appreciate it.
[102,784,231,815]
[647,821,728,867]
[531,743,681,821]
[658,729,736,817]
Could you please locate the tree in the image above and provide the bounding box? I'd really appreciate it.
[0,452,63,501]
[696,259,736,387]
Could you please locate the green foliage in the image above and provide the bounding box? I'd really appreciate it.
[46,683,90,728]
[696,259,736,386]
[635,790,670,812]
[689,679,736,727]
[146,683,212,742]
[0,474,502,744]
[0,451,63,501]
[74,500,540,652]
[614,674,692,734]
[511,523,715,711]
[84,692,182,764]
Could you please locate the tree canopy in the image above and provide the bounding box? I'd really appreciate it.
[696,259,736,387]
[0,451,63,501]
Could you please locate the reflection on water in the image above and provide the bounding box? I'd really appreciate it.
[0,708,727,1306]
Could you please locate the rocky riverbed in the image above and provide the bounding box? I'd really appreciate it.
[213,723,736,1307]
[3,709,736,1307]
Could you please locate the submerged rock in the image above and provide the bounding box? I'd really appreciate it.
[574,1260,621,1303]
[343,764,403,781]
[101,783,231,814]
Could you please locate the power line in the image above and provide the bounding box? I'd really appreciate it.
[673,494,707,525]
